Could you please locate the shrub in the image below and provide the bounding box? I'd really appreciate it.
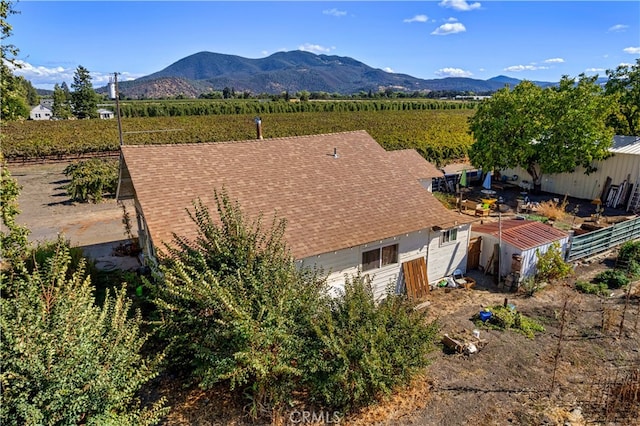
[575,280,610,296]
[617,240,640,277]
[155,190,327,419]
[593,269,630,289]
[305,275,439,412]
[535,242,573,283]
[535,198,568,221]
[64,158,118,203]
[1,155,30,267]
[474,305,545,339]
[0,241,166,425]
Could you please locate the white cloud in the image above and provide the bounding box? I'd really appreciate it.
[608,24,628,32]
[403,14,428,23]
[544,57,564,63]
[585,67,605,72]
[323,8,346,18]
[435,67,473,78]
[9,60,143,90]
[618,62,634,67]
[445,17,458,22]
[298,43,335,54]
[623,46,640,54]
[383,67,394,73]
[431,22,466,35]
[438,0,481,12]
[504,64,549,72]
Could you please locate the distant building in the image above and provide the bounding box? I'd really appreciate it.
[97,108,115,119]
[29,105,52,120]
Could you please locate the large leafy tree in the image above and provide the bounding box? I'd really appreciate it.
[0,0,29,121]
[605,58,640,136]
[71,65,98,119]
[469,75,615,191]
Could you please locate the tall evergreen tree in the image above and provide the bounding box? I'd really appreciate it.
[70,65,98,119]
[52,83,73,119]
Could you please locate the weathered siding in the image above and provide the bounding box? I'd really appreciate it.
[501,152,640,201]
[300,225,471,300]
[426,223,470,284]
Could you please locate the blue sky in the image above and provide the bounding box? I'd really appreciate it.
[8,1,640,90]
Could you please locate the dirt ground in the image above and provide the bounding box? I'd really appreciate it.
[8,162,640,425]
[8,161,140,271]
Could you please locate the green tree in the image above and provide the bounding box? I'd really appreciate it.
[155,190,327,418]
[605,58,640,136]
[71,65,98,119]
[469,76,615,192]
[1,240,167,425]
[0,0,29,121]
[52,83,73,119]
[0,154,30,268]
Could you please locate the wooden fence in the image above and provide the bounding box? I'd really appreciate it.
[567,216,640,261]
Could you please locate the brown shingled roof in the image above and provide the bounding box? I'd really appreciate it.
[120,130,469,259]
[472,219,568,251]
[386,149,443,179]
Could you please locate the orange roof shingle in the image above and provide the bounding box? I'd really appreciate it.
[120,130,469,259]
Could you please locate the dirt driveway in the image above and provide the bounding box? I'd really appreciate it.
[9,161,139,270]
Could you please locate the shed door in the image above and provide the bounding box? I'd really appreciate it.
[467,237,482,270]
[402,257,429,300]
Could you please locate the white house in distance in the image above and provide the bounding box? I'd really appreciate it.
[29,104,52,120]
[97,108,115,119]
[117,130,473,300]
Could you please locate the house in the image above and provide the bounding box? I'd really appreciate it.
[29,104,52,120]
[117,130,473,300]
[499,135,640,212]
[470,219,569,286]
[97,108,115,119]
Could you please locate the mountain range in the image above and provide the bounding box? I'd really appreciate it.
[102,50,561,99]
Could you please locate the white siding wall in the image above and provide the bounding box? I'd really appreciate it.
[426,223,471,284]
[500,152,640,201]
[300,225,471,300]
[29,105,52,120]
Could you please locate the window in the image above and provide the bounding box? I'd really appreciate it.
[440,228,458,245]
[362,244,399,271]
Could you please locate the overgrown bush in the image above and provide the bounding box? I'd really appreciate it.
[617,240,640,277]
[474,305,545,338]
[535,242,573,282]
[155,190,327,418]
[305,275,439,412]
[1,155,30,267]
[593,269,630,289]
[575,280,610,296]
[64,158,118,203]
[0,241,166,425]
[536,198,568,221]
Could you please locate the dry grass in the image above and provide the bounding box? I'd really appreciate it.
[347,373,433,425]
[536,198,568,221]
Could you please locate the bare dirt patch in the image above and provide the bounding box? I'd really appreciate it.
[9,161,139,269]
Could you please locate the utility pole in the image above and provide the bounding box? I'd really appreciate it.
[110,72,124,146]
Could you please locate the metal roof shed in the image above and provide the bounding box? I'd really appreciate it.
[470,219,569,282]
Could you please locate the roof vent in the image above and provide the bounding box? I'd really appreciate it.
[333,147,339,158]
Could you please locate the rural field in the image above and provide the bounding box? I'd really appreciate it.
[7,156,640,426]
